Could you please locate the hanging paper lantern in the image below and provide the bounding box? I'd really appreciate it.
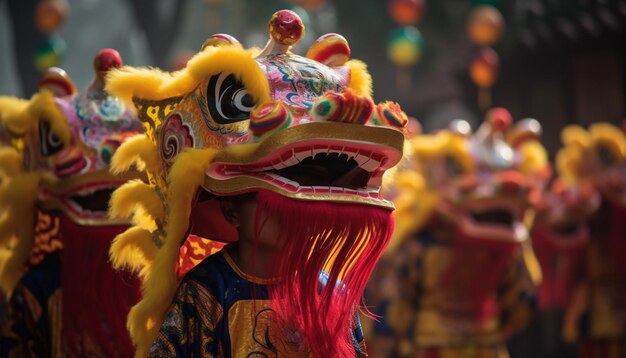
[469,47,499,88]
[467,5,504,46]
[387,26,424,67]
[388,0,426,26]
[34,36,66,71]
[34,0,69,34]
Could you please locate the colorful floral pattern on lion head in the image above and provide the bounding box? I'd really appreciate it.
[106,10,407,356]
[392,107,549,247]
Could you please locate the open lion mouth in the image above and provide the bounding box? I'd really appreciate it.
[271,152,372,189]
[207,141,395,202]
[68,187,116,214]
[470,209,515,228]
[39,181,123,223]
[203,122,405,208]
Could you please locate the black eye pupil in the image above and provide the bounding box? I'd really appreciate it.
[598,146,615,166]
[206,73,255,125]
[445,156,463,177]
[241,94,254,108]
[39,120,64,156]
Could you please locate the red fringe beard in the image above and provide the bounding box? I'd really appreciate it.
[253,190,394,358]
[60,216,140,357]
[439,227,518,323]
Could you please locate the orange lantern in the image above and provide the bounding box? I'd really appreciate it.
[34,0,68,34]
[469,47,499,88]
[388,0,426,26]
[467,5,504,46]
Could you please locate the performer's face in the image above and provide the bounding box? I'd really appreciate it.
[221,194,282,247]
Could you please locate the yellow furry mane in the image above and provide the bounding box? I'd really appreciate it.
[106,46,270,106]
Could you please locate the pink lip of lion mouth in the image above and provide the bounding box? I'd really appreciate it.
[207,141,398,201]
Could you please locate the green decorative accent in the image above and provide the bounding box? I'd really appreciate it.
[316,100,332,116]
[370,116,383,126]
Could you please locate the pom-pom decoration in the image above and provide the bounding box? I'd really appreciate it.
[311,89,375,125]
[268,9,305,46]
[371,102,409,130]
[306,33,351,67]
[249,100,293,138]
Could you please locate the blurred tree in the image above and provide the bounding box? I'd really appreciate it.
[126,0,190,68]
[3,0,48,95]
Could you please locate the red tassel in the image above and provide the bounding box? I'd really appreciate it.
[254,190,394,357]
[60,216,140,356]
[439,227,518,322]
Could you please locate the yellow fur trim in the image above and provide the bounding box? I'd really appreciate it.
[27,90,71,145]
[110,135,160,175]
[123,148,217,357]
[519,140,548,174]
[109,180,164,222]
[346,59,373,99]
[412,132,474,174]
[0,97,29,134]
[0,212,15,246]
[556,127,586,184]
[589,122,626,160]
[106,47,270,106]
[109,227,156,278]
[0,173,41,298]
[0,147,22,178]
[561,125,590,150]
[0,91,71,145]
[387,185,438,252]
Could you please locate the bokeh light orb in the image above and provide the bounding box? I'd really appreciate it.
[387,26,424,67]
[34,36,66,71]
[388,0,426,26]
[467,5,504,46]
[34,0,68,34]
[469,47,499,88]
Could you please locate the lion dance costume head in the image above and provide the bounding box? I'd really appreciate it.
[392,108,548,322]
[0,49,143,356]
[106,10,407,357]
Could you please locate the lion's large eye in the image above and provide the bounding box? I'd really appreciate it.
[597,145,616,167]
[207,73,255,124]
[445,155,464,178]
[39,120,64,156]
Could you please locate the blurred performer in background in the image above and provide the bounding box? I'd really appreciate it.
[0,49,143,357]
[528,165,600,357]
[367,108,548,358]
[556,122,626,358]
[105,9,409,358]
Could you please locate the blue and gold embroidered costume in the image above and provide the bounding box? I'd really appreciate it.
[150,250,367,357]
